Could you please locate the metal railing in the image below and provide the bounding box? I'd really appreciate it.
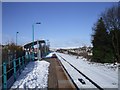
[0,54,32,89]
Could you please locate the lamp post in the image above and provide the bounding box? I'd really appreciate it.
[16,32,19,45]
[32,22,41,61]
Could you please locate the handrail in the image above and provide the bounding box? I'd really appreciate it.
[1,54,32,89]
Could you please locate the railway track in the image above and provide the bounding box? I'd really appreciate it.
[57,54,104,90]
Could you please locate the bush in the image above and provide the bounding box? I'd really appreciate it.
[2,42,24,63]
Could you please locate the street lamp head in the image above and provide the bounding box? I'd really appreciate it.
[36,22,41,24]
[17,32,19,33]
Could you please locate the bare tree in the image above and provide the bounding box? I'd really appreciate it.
[102,3,120,63]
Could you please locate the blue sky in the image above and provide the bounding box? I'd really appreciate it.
[2,2,117,48]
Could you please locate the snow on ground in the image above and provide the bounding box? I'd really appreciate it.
[11,60,50,89]
[55,52,118,89]
[59,57,97,89]
[79,57,119,72]
[46,52,55,58]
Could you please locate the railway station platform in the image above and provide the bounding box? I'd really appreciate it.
[45,56,76,89]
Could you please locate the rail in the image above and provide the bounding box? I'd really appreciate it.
[0,54,32,89]
[58,54,104,90]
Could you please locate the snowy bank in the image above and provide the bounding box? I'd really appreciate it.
[11,60,50,89]
[46,52,55,58]
[56,52,118,89]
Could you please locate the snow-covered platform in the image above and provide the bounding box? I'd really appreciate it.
[11,53,76,89]
[11,61,50,89]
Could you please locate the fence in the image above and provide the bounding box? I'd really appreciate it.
[0,54,32,89]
